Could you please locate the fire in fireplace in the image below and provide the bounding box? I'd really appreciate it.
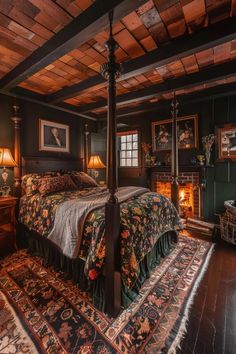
[153,171,201,219]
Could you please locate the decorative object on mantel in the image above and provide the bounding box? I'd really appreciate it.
[141,142,152,165]
[196,154,205,166]
[217,123,236,160]
[150,155,156,165]
[202,134,215,166]
[0,148,17,196]
[87,155,106,181]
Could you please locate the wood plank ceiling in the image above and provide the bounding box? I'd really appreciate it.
[0,0,236,119]
[0,0,94,80]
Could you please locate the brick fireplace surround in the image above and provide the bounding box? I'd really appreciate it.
[150,170,201,219]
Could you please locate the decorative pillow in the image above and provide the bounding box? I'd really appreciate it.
[71,172,98,189]
[38,175,76,196]
[22,171,61,196]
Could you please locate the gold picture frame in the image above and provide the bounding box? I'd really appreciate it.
[152,114,198,152]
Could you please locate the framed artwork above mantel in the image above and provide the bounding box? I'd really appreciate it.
[152,114,198,152]
[39,119,70,153]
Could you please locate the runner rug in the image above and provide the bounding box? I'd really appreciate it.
[0,235,214,354]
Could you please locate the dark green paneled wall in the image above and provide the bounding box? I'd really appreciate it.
[116,94,236,221]
[1,89,235,221]
[0,93,96,190]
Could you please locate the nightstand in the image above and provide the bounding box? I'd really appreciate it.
[0,196,18,256]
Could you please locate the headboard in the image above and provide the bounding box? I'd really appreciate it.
[22,156,83,176]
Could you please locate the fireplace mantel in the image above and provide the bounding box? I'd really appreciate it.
[145,165,206,172]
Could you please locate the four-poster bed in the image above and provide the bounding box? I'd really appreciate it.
[13,12,182,318]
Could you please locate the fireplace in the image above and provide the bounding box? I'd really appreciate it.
[152,171,201,219]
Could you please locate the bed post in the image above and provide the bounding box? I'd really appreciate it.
[101,11,122,317]
[171,93,179,211]
[84,123,89,173]
[11,103,22,197]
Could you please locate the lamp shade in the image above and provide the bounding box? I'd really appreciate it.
[87,155,106,169]
[0,148,17,167]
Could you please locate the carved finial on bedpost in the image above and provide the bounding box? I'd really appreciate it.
[100,10,122,318]
[171,92,179,212]
[84,123,89,173]
[11,103,22,197]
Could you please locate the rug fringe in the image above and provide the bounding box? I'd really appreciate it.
[167,243,215,354]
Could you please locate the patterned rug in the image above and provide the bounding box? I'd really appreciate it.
[0,235,214,354]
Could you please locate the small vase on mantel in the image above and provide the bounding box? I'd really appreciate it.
[202,134,215,167]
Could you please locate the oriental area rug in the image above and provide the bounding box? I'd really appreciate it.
[0,236,214,354]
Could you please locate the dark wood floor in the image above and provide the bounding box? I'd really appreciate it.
[178,232,236,354]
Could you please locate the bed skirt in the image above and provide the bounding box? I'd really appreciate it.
[18,224,178,311]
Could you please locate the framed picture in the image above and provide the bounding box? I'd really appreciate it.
[39,119,70,153]
[218,123,236,160]
[152,114,198,152]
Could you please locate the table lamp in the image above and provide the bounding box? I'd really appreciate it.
[87,155,106,180]
[0,147,17,196]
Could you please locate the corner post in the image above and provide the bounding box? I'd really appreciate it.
[100,11,122,317]
[171,93,179,211]
[84,123,89,173]
[11,104,21,197]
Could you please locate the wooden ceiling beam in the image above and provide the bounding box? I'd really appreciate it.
[47,16,236,103]
[77,59,236,112]
[0,0,146,90]
[3,87,97,121]
[98,82,236,118]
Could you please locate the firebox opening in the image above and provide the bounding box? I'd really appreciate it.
[156,182,195,219]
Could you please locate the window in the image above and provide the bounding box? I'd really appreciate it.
[118,131,139,167]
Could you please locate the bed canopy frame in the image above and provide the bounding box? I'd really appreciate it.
[11,11,180,318]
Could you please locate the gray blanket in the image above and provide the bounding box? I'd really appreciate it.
[47,186,149,259]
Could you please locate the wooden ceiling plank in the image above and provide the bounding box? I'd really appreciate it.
[74,0,94,11]
[13,0,41,19]
[182,0,206,24]
[213,41,232,64]
[121,11,143,31]
[152,0,179,13]
[30,0,72,23]
[195,47,214,68]
[167,19,186,38]
[0,0,147,90]
[114,28,145,58]
[181,54,199,74]
[140,35,157,51]
[207,0,231,24]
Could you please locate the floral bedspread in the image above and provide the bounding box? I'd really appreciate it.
[19,188,182,288]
